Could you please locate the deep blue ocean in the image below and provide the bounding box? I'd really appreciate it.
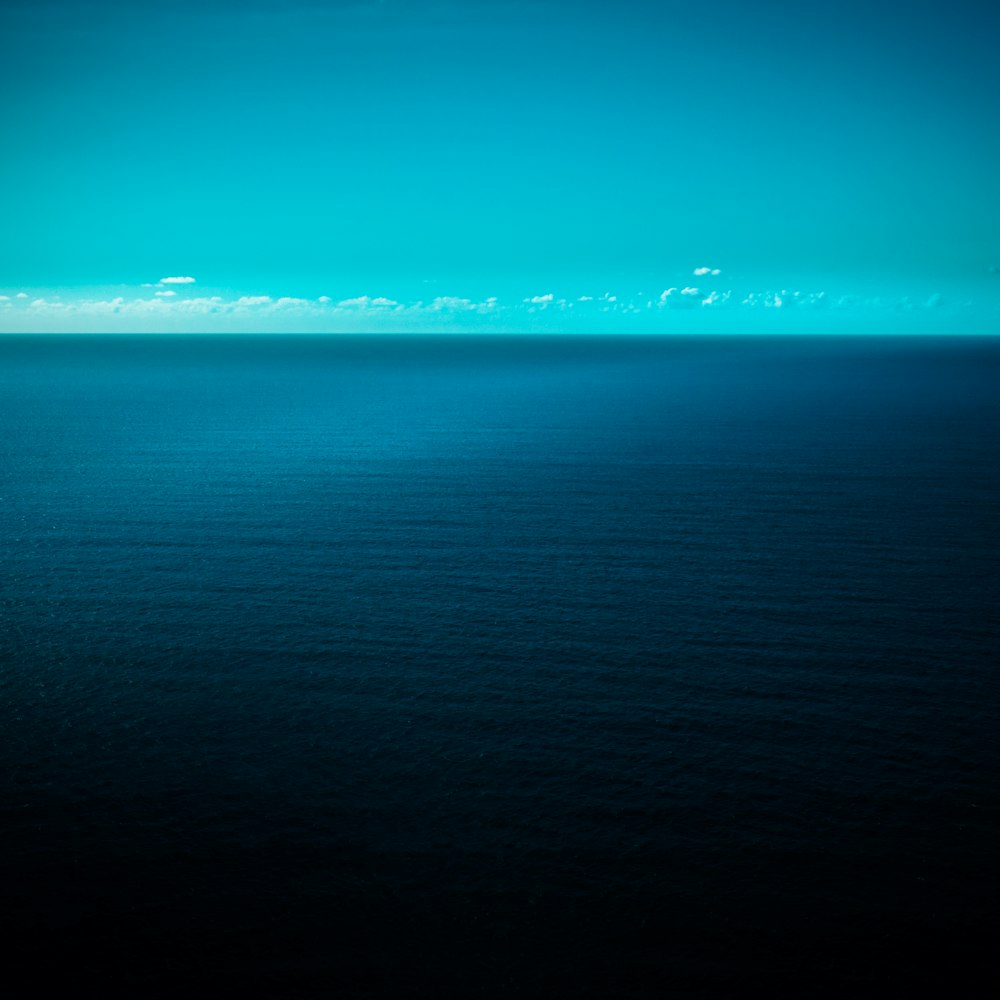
[2,335,997,995]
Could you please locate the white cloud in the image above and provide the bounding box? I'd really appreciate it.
[693,267,722,277]
[73,297,126,315]
[702,290,732,307]
[660,287,701,308]
[428,296,476,311]
[158,276,196,285]
[4,281,969,334]
[336,295,399,309]
[740,290,832,309]
[173,297,225,313]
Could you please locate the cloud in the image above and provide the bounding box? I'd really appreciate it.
[693,267,721,276]
[701,290,732,307]
[336,295,399,308]
[660,287,701,308]
[428,296,476,311]
[739,290,830,309]
[73,296,126,315]
[2,281,973,334]
[158,276,196,285]
[170,296,225,313]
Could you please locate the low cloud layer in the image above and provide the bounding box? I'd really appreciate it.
[0,280,982,334]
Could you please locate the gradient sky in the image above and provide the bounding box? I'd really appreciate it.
[2,0,998,332]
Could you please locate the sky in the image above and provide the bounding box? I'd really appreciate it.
[2,0,998,333]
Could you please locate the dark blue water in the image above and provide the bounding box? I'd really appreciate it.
[2,335,998,994]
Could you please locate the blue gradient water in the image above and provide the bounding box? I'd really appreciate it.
[2,335,997,994]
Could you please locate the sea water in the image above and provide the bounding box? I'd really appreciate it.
[2,335,997,993]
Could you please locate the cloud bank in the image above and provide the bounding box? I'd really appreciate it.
[0,277,985,334]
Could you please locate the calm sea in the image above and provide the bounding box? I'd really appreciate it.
[2,335,997,994]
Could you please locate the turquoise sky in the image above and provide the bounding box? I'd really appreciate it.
[2,0,998,332]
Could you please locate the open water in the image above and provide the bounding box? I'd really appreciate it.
[1,335,998,994]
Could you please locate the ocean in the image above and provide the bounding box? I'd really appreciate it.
[2,334,997,994]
